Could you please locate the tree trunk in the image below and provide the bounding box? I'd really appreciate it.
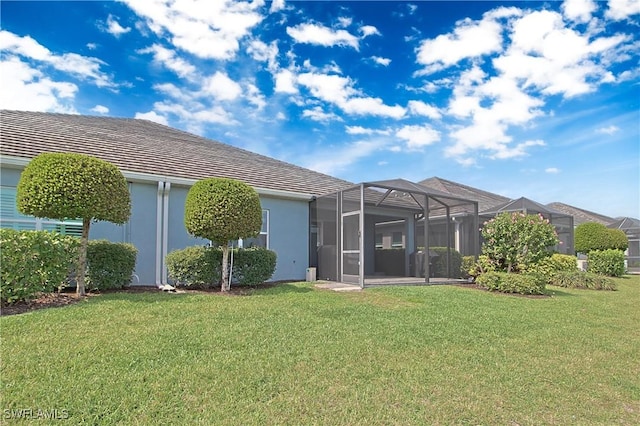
[76,218,90,296]
[221,245,229,292]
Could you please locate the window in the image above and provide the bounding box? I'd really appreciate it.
[391,231,403,248]
[0,186,83,237]
[242,209,269,248]
[375,233,383,249]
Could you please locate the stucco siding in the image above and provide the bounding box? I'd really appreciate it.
[260,196,309,281]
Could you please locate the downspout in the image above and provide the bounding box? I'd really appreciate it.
[155,181,164,285]
[162,182,171,285]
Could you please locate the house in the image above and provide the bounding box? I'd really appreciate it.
[374,177,576,257]
[0,110,352,285]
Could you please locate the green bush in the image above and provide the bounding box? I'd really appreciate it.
[524,253,578,280]
[430,247,462,278]
[475,271,546,295]
[85,240,137,291]
[588,249,625,277]
[575,222,628,254]
[468,255,496,279]
[481,212,558,273]
[461,256,476,279]
[0,229,78,304]
[548,271,617,290]
[166,246,277,288]
[232,247,277,286]
[166,246,222,288]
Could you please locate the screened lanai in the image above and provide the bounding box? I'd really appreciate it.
[309,179,480,288]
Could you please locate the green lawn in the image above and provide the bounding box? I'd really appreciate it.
[2,277,639,425]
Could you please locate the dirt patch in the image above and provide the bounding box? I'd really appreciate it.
[1,292,91,316]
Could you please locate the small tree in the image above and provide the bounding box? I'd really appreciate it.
[481,212,559,273]
[184,178,262,291]
[17,153,131,296]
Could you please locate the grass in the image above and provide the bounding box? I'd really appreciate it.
[2,276,639,425]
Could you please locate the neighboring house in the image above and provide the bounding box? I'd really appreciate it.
[546,202,615,226]
[0,110,352,285]
[375,177,578,256]
[548,202,639,271]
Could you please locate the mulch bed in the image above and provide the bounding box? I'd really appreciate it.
[0,282,286,317]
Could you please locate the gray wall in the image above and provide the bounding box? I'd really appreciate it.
[260,196,309,281]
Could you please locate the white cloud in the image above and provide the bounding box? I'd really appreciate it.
[371,56,391,66]
[341,97,405,119]
[407,100,441,119]
[297,72,405,118]
[274,69,298,94]
[303,139,388,175]
[286,23,359,49]
[86,42,97,50]
[122,0,264,60]
[338,17,353,28]
[415,14,506,74]
[360,25,380,38]
[201,71,242,101]
[0,30,114,87]
[597,125,620,135]
[562,0,597,23]
[0,56,77,113]
[545,167,560,174]
[135,110,168,125]
[490,139,545,159]
[269,0,286,13]
[246,39,279,72]
[106,14,131,37]
[301,106,341,123]
[91,105,109,114]
[396,124,440,150]
[246,83,266,109]
[345,125,391,136]
[606,0,640,20]
[138,44,196,79]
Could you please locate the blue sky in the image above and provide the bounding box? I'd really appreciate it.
[1,0,638,218]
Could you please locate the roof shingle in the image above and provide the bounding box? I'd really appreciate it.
[0,110,352,197]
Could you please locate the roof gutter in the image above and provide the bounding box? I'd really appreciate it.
[0,154,315,201]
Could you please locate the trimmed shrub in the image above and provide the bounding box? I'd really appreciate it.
[475,271,546,295]
[575,222,628,254]
[85,240,137,291]
[232,247,277,286]
[524,253,578,280]
[166,246,277,288]
[430,247,462,278]
[549,271,616,290]
[166,246,222,288]
[0,229,78,304]
[588,249,625,277]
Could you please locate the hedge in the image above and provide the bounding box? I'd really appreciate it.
[166,246,277,288]
[587,249,625,277]
[475,271,546,295]
[575,222,628,254]
[0,229,78,304]
[548,271,616,290]
[430,247,463,278]
[85,240,137,290]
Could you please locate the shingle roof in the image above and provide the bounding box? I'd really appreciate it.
[546,202,615,226]
[418,176,510,212]
[481,197,569,217]
[0,110,352,197]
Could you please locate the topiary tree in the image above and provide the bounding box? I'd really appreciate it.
[16,153,131,296]
[575,222,628,254]
[184,178,262,291]
[481,212,559,273]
